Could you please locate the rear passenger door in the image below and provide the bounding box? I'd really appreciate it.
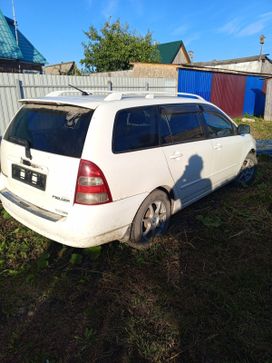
[159,104,213,206]
[201,105,242,187]
[110,106,173,200]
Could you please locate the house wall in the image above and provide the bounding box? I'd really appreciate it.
[0,60,42,73]
[86,69,135,78]
[260,60,272,74]
[131,63,178,79]
[207,60,272,74]
[91,63,179,79]
[44,63,75,75]
[68,60,184,80]
[172,48,188,64]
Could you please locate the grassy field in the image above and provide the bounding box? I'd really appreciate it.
[0,153,271,363]
[235,116,272,139]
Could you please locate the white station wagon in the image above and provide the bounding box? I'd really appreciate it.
[0,91,256,249]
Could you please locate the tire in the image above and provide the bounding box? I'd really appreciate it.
[236,152,257,187]
[127,190,171,249]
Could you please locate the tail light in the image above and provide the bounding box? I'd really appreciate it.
[74,160,112,205]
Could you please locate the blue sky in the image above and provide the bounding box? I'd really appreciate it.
[1,0,272,66]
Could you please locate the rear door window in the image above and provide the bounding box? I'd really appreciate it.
[4,104,93,158]
[112,106,159,153]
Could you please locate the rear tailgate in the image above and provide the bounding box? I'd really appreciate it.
[1,103,93,216]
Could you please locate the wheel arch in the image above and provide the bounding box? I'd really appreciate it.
[127,186,172,249]
[155,185,176,212]
[248,148,257,163]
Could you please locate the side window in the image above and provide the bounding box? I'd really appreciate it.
[203,112,235,138]
[113,107,159,153]
[159,111,172,145]
[160,105,204,143]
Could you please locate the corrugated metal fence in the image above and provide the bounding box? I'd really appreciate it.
[178,68,266,118]
[0,73,177,135]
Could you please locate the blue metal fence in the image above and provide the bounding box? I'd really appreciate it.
[243,76,265,117]
[178,69,212,101]
[178,68,266,117]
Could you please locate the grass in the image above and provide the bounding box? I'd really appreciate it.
[235,115,272,139]
[0,155,272,362]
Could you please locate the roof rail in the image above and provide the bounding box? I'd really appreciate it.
[177,92,205,100]
[104,91,205,101]
[45,90,205,101]
[103,91,156,101]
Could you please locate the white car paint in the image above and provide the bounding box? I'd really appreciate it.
[0,94,256,248]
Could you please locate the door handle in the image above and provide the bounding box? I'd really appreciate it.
[169,151,183,160]
[213,143,222,150]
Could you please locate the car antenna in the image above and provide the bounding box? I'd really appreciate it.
[68,84,90,96]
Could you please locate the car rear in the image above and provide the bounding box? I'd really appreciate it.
[0,101,127,247]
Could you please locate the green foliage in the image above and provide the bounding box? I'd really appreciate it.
[69,253,83,265]
[0,215,50,272]
[81,19,160,72]
[83,246,101,260]
[196,214,222,228]
[235,116,272,139]
[36,252,50,270]
[2,210,11,220]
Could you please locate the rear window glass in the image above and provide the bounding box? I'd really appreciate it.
[4,104,93,158]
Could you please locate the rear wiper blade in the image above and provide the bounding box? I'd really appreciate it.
[8,136,32,160]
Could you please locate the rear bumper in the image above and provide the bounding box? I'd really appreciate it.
[0,188,148,248]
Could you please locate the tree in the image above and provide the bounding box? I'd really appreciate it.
[80,19,160,72]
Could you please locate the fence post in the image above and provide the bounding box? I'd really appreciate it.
[15,79,24,100]
[108,80,113,91]
[264,79,272,120]
[145,82,149,91]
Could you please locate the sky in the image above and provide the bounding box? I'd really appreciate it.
[1,0,272,67]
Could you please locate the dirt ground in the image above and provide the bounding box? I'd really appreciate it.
[0,156,272,363]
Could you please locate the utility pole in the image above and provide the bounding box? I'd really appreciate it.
[259,34,265,73]
[11,0,19,46]
[188,50,194,63]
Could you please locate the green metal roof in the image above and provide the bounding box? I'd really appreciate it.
[157,40,184,64]
[0,9,46,64]
[0,9,22,59]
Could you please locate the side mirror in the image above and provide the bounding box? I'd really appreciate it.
[238,124,250,135]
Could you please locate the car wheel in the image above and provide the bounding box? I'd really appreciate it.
[236,152,257,187]
[128,190,171,249]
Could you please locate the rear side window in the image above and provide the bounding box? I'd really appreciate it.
[4,104,93,158]
[202,112,235,138]
[160,104,204,143]
[113,107,159,153]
